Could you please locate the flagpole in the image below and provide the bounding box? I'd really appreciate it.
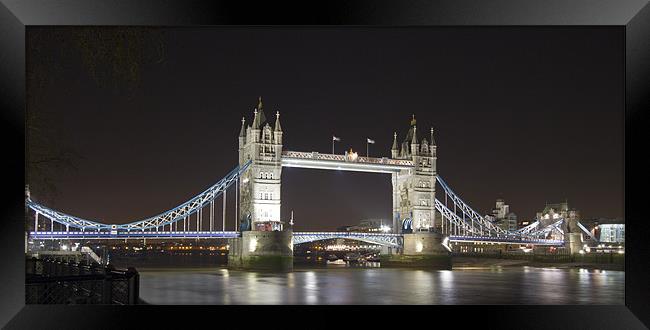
[332,136,342,154]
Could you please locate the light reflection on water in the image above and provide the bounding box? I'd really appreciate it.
[138,267,624,305]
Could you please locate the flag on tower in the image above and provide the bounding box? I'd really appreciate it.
[367,138,375,144]
[333,136,341,141]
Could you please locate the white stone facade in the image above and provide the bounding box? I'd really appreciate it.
[239,98,283,230]
[390,117,437,233]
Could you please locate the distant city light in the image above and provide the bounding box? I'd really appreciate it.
[380,225,391,233]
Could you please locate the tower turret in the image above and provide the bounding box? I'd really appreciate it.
[274,111,283,145]
[252,108,260,133]
[430,127,437,158]
[239,117,246,149]
[391,132,398,158]
[410,124,419,156]
[253,96,267,131]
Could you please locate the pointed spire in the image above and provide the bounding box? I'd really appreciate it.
[274,111,282,132]
[391,132,398,150]
[412,125,418,144]
[256,96,267,126]
[239,117,246,137]
[253,108,259,129]
[404,115,418,145]
[430,127,436,146]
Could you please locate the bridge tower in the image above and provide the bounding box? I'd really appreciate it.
[238,97,284,230]
[231,97,292,270]
[390,115,437,234]
[383,116,450,269]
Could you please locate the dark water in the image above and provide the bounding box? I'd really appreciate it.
[138,265,624,304]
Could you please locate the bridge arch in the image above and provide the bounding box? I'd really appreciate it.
[292,232,402,248]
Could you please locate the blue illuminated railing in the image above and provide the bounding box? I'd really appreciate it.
[29,231,241,239]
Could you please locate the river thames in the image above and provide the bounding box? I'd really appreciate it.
[137,265,624,304]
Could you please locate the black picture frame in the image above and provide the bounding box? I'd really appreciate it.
[1,0,648,328]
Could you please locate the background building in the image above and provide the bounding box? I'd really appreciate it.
[337,219,391,233]
[598,224,625,243]
[491,199,518,231]
[580,218,625,243]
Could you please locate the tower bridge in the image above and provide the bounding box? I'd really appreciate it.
[26,98,584,270]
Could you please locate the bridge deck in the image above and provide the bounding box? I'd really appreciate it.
[281,151,413,173]
[28,231,564,246]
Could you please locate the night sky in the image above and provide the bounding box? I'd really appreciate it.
[27,27,623,231]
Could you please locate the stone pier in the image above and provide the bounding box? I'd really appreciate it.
[380,232,451,269]
[567,232,584,254]
[228,230,293,271]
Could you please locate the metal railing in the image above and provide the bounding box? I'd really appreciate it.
[25,258,140,305]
